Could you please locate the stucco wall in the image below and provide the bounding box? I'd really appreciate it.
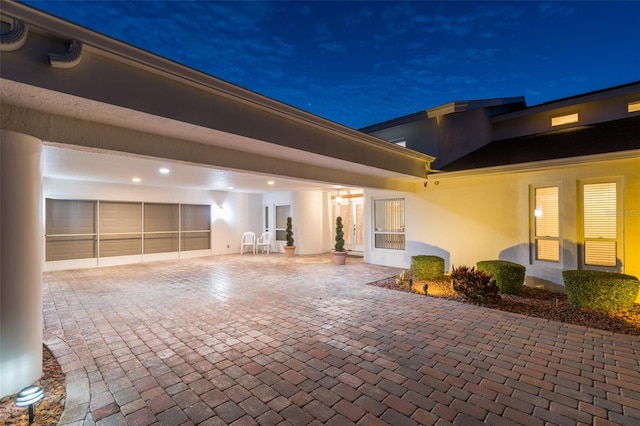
[262,190,330,255]
[367,156,640,300]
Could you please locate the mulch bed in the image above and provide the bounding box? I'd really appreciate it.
[368,274,640,336]
[0,345,65,426]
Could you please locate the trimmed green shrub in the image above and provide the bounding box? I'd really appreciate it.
[411,255,445,280]
[286,217,294,247]
[451,265,500,303]
[477,260,526,295]
[562,270,639,311]
[334,216,345,252]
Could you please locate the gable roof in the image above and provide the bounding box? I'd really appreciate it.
[438,115,640,172]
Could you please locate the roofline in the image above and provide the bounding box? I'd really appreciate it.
[430,149,640,180]
[358,111,428,133]
[359,96,528,133]
[1,0,434,164]
[426,97,526,118]
[492,81,640,122]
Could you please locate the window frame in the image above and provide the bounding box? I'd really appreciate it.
[578,177,623,271]
[372,197,406,251]
[529,183,562,266]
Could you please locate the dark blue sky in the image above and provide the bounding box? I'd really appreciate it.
[22,1,640,128]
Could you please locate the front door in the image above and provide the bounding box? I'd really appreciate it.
[335,195,364,252]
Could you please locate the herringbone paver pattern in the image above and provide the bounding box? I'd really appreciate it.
[42,254,640,425]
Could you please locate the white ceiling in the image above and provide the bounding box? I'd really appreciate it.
[43,144,352,194]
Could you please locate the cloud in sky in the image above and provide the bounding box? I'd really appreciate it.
[22,1,640,128]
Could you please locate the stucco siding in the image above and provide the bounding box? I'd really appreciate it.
[367,156,640,301]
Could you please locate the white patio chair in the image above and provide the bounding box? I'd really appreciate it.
[256,231,272,254]
[240,231,256,254]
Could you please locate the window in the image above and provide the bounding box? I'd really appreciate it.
[180,204,211,251]
[275,205,290,242]
[144,203,179,254]
[532,186,559,262]
[551,112,579,127]
[373,198,405,250]
[99,201,142,257]
[581,181,619,268]
[45,199,97,261]
[45,199,211,261]
[628,100,640,113]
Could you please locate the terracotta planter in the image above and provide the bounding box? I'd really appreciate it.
[333,251,348,265]
[284,245,296,258]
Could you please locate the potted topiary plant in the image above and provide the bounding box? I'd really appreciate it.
[333,216,348,265]
[284,216,296,258]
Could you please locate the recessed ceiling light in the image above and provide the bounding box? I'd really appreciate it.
[267,180,275,185]
[228,186,234,190]
[132,177,141,183]
[159,167,170,174]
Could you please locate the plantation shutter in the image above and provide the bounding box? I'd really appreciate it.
[534,186,559,262]
[583,182,617,267]
[374,198,405,250]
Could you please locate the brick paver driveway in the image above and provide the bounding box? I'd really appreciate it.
[43,255,639,425]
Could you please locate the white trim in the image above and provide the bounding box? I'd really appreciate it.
[98,254,143,267]
[577,176,624,272]
[179,249,213,259]
[529,182,563,268]
[44,258,98,272]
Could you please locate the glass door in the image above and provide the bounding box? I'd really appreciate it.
[275,205,291,251]
[333,193,364,252]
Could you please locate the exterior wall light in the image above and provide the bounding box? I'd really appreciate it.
[15,385,44,424]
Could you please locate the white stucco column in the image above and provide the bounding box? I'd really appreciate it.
[292,191,326,254]
[0,130,44,398]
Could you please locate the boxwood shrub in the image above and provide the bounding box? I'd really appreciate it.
[411,255,445,280]
[476,260,526,295]
[562,270,639,311]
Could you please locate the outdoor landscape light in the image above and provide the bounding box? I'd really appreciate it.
[15,385,44,425]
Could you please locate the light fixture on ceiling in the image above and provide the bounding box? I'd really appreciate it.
[228,186,234,190]
[132,177,141,183]
[159,167,170,174]
[267,180,275,185]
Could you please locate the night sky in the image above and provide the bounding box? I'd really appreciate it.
[21,1,640,129]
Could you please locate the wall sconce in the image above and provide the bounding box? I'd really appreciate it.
[15,385,44,425]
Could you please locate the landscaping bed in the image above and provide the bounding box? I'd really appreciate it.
[0,345,65,425]
[369,274,640,336]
